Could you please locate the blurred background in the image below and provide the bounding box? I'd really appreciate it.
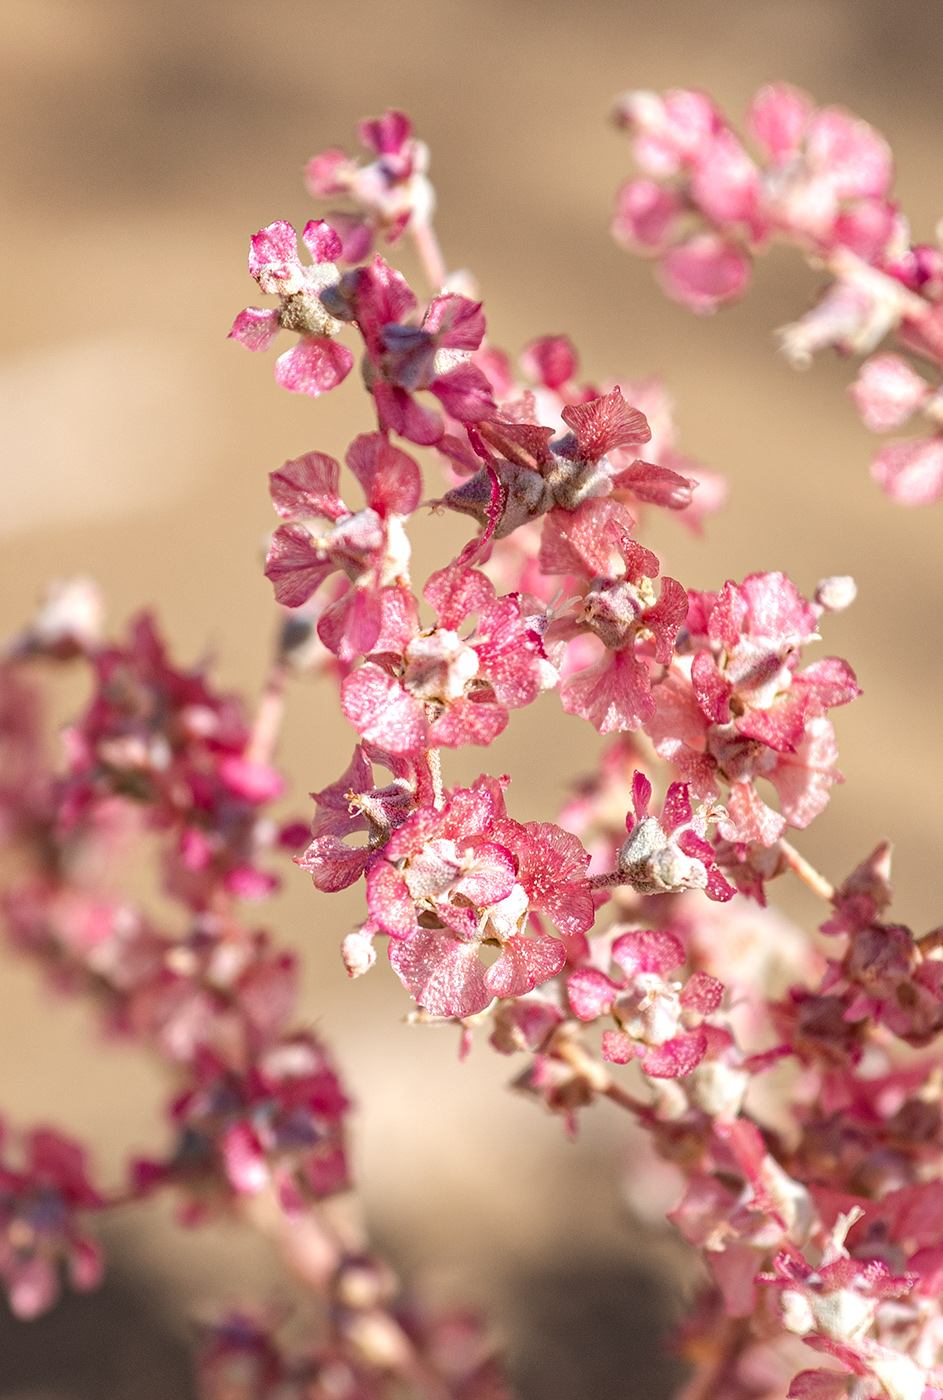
[2,0,943,1395]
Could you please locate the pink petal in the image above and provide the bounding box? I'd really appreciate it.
[367,860,418,938]
[806,107,892,200]
[317,584,383,662]
[9,1257,59,1319]
[218,755,286,803]
[358,109,412,156]
[264,523,335,608]
[612,928,684,977]
[645,576,688,663]
[793,656,860,711]
[301,218,343,264]
[345,432,422,517]
[372,379,443,446]
[747,83,811,163]
[726,781,785,846]
[275,337,353,397]
[850,353,929,432]
[222,1121,269,1194]
[428,695,508,748]
[659,234,751,315]
[453,841,517,906]
[690,130,760,226]
[432,360,496,423]
[641,1027,707,1078]
[568,967,623,1020]
[767,715,842,830]
[520,335,579,390]
[680,970,724,1015]
[341,664,427,753]
[561,647,654,734]
[871,436,943,506]
[486,933,566,999]
[424,564,495,631]
[69,1234,105,1292]
[602,1030,639,1064]
[389,929,491,1017]
[424,294,487,351]
[561,388,651,461]
[248,220,301,291]
[496,820,593,937]
[631,769,652,822]
[269,450,347,521]
[296,835,370,893]
[539,499,636,578]
[660,781,693,833]
[612,179,682,250]
[610,458,695,509]
[229,306,280,352]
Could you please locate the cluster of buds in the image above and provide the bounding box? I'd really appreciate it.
[613,83,943,505]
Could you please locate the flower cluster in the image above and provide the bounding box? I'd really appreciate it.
[3,92,942,1400]
[612,83,943,505]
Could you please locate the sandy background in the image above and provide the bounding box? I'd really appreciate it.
[2,0,943,1395]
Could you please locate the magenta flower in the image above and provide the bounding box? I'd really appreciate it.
[264,431,421,662]
[323,256,496,445]
[340,564,557,756]
[646,572,860,844]
[229,219,354,397]
[617,769,735,900]
[0,1124,104,1319]
[545,528,687,734]
[305,109,435,258]
[566,926,723,1079]
[373,789,589,1018]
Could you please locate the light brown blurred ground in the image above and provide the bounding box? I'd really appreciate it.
[2,1,943,1395]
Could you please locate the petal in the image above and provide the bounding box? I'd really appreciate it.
[345,432,422,517]
[568,967,622,1020]
[296,835,370,894]
[248,220,301,291]
[389,929,491,1017]
[264,523,336,608]
[871,436,943,507]
[561,647,654,734]
[428,695,508,748]
[486,933,566,999]
[229,306,280,352]
[367,861,418,938]
[659,233,751,315]
[612,928,684,976]
[301,218,343,264]
[539,499,636,578]
[274,337,353,397]
[341,664,427,753]
[269,450,346,521]
[680,971,724,1016]
[642,1028,707,1078]
[561,388,651,460]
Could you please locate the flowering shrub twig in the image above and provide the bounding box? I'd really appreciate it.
[1,95,941,1400]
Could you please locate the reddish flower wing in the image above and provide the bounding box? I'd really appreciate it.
[341,665,427,753]
[485,934,566,999]
[424,566,495,631]
[539,499,635,578]
[561,648,654,734]
[264,524,335,608]
[274,338,354,397]
[389,929,492,1017]
[561,388,651,460]
[641,1028,707,1078]
[496,819,594,938]
[229,306,280,351]
[366,861,418,939]
[345,433,422,517]
[269,451,347,521]
[520,335,579,390]
[612,928,684,976]
[301,219,343,264]
[568,968,623,1020]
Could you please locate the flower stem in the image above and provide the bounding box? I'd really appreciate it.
[411,218,448,292]
[778,837,835,903]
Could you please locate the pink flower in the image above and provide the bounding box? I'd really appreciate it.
[229,220,354,397]
[617,769,735,900]
[264,432,421,661]
[324,257,495,445]
[567,926,722,1079]
[370,785,583,1018]
[646,573,859,844]
[0,1122,104,1319]
[340,565,557,756]
[305,109,435,256]
[545,529,687,734]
